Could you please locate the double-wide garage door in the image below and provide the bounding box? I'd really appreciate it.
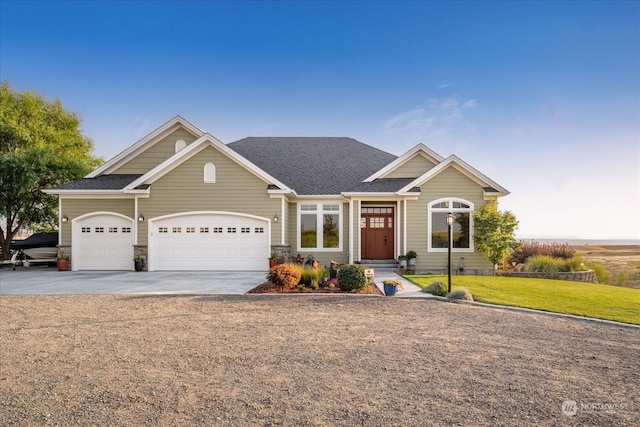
[149,212,269,271]
[73,213,135,271]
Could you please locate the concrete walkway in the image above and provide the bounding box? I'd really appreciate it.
[373,272,429,297]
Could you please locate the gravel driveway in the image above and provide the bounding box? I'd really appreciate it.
[1,295,638,426]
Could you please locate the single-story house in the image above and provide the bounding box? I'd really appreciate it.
[45,115,509,272]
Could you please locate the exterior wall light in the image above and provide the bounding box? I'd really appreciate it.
[273,214,278,222]
[61,214,69,222]
[138,213,145,222]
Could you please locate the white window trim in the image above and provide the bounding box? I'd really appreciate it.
[297,201,343,252]
[427,197,474,253]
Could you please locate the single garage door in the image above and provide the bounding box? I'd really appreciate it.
[149,212,269,271]
[73,213,135,270]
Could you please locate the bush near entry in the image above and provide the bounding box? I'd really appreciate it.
[337,264,368,292]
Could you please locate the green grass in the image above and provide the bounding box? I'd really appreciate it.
[406,275,640,325]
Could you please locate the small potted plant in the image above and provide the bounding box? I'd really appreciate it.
[134,255,144,272]
[406,250,418,266]
[398,255,407,268]
[382,279,403,296]
[268,252,279,269]
[57,252,69,271]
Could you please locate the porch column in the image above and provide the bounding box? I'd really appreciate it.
[348,198,354,264]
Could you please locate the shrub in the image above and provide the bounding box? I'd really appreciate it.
[266,264,302,290]
[508,241,576,265]
[585,261,610,284]
[424,281,448,297]
[524,255,566,278]
[447,288,473,301]
[337,264,368,292]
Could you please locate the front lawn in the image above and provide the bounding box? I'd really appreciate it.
[406,275,640,325]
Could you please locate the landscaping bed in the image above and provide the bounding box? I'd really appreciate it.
[248,280,383,295]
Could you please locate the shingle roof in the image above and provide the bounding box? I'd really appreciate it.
[51,174,143,190]
[227,137,398,195]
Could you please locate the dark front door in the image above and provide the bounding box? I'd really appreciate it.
[361,207,394,259]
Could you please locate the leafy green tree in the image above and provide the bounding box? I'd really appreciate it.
[472,203,520,272]
[0,82,101,259]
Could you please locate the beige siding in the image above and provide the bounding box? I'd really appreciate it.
[138,145,281,245]
[113,128,199,174]
[60,198,135,245]
[386,155,437,178]
[405,166,493,271]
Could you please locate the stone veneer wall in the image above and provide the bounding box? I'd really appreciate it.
[271,245,290,263]
[497,270,597,283]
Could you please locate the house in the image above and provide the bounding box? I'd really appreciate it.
[45,116,509,272]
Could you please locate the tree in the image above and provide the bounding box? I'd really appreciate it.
[472,203,520,272]
[0,82,102,259]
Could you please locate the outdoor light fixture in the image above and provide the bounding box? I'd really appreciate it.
[61,214,69,222]
[273,214,279,222]
[138,213,144,222]
[446,212,455,293]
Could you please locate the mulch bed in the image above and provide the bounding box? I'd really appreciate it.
[247,280,383,295]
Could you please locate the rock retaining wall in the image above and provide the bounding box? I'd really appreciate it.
[497,270,597,283]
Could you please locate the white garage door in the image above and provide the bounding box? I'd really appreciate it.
[149,212,269,271]
[73,213,135,270]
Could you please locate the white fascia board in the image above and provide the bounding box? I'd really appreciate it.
[363,143,445,182]
[45,191,137,199]
[124,134,293,192]
[398,155,509,196]
[86,115,205,178]
[341,192,419,201]
[293,194,344,200]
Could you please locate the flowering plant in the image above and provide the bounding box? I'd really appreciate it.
[382,279,404,289]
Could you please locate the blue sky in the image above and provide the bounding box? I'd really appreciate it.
[1,0,638,240]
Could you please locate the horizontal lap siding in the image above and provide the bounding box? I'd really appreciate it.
[113,128,199,174]
[138,146,281,246]
[60,199,135,245]
[386,155,437,178]
[406,166,492,271]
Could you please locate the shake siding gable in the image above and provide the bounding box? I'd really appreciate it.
[112,129,199,175]
[137,145,280,246]
[60,199,135,245]
[386,155,437,178]
[406,166,492,271]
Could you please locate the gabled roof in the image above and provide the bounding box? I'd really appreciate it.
[124,134,291,192]
[398,155,510,196]
[227,137,397,195]
[363,143,444,182]
[86,116,205,178]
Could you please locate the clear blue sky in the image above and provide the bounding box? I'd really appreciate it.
[1,1,638,240]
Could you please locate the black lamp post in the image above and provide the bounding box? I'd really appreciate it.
[446,212,455,293]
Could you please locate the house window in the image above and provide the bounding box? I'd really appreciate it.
[175,139,187,153]
[428,198,473,252]
[298,202,342,251]
[204,163,216,183]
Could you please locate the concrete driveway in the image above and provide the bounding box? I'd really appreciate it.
[0,266,266,295]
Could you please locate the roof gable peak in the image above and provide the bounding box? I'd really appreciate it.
[86,115,205,178]
[363,143,444,182]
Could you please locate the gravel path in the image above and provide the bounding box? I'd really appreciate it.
[1,295,638,426]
